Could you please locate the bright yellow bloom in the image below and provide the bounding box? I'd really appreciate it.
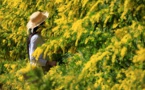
[133,48,145,63]
[32,47,44,60]
[64,31,71,38]
[112,19,119,29]
[11,64,17,70]
[115,28,128,39]
[57,6,66,12]
[18,76,24,81]
[120,47,127,58]
[121,34,132,44]
[82,51,109,73]
[71,19,85,46]
[89,0,104,13]
[4,64,9,68]
[114,41,121,49]
[104,15,111,27]
[76,60,82,65]
[112,54,116,63]
[16,63,32,75]
[31,63,37,69]
[109,0,116,12]
[82,0,89,7]
[121,0,133,19]
[2,39,6,43]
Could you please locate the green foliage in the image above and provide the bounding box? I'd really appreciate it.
[0,0,145,90]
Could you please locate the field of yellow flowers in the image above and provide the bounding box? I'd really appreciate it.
[0,0,145,90]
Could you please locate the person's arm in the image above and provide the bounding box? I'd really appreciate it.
[30,35,47,66]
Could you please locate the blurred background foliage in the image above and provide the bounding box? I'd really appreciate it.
[0,0,145,90]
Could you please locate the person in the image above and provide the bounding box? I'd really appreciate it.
[26,11,56,71]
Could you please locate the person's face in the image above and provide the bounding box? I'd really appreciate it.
[37,22,46,33]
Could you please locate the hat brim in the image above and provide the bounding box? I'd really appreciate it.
[27,11,49,29]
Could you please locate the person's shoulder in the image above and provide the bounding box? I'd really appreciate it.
[31,34,40,42]
[31,34,40,39]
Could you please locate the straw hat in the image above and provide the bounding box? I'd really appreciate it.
[27,11,49,32]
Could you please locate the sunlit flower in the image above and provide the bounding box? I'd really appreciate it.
[4,64,9,68]
[18,76,24,81]
[11,64,17,70]
[121,34,131,44]
[133,48,145,63]
[76,61,82,65]
[120,47,127,58]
